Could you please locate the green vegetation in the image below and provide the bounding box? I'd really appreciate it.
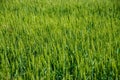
[0,0,120,80]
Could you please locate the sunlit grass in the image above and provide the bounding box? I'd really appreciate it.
[0,0,120,80]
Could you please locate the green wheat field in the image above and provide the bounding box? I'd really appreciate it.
[0,0,120,80]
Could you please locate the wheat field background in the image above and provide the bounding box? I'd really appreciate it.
[0,0,120,80]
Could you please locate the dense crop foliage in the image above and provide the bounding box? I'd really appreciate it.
[0,0,120,80]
